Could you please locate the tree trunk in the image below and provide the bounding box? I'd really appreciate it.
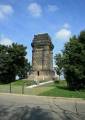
[59,75,60,81]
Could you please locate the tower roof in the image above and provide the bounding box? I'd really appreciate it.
[33,33,51,42]
[31,33,54,50]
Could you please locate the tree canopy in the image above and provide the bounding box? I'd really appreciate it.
[55,30,85,90]
[0,43,30,83]
[54,53,63,80]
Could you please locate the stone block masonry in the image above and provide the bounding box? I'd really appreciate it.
[28,33,55,81]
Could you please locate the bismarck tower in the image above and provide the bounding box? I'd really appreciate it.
[28,33,54,81]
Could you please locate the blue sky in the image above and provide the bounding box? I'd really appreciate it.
[0,0,85,65]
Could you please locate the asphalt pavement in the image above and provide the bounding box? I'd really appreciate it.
[0,93,85,120]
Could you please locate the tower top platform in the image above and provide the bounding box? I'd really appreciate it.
[31,33,54,50]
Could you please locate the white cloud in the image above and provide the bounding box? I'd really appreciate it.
[55,28,72,40]
[0,37,13,46]
[48,5,59,12]
[0,5,13,20]
[63,23,70,29]
[27,3,42,17]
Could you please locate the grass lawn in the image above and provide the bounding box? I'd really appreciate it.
[0,80,53,94]
[0,80,85,98]
[39,81,85,98]
[0,80,32,94]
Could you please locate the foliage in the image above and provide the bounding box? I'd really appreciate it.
[0,43,29,83]
[62,31,85,90]
[54,53,63,80]
[18,61,31,79]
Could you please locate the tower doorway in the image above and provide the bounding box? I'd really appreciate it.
[37,71,40,76]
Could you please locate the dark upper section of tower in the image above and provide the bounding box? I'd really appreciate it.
[31,33,54,50]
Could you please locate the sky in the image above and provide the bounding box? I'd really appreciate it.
[0,0,85,65]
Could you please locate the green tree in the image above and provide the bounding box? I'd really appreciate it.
[0,45,11,83]
[62,31,85,90]
[0,43,29,83]
[54,53,63,81]
[18,61,31,79]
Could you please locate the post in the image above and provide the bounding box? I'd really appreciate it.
[22,81,24,94]
[9,82,12,93]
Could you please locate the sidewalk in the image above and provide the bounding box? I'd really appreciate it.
[26,80,53,88]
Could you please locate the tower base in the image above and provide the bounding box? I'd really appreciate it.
[27,70,55,81]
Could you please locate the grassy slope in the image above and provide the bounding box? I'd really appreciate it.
[39,81,85,98]
[0,80,85,98]
[0,80,31,94]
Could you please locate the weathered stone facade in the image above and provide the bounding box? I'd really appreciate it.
[28,33,54,80]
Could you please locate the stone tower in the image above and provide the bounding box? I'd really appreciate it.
[28,33,54,80]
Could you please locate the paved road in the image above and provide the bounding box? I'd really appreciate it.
[0,93,85,120]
